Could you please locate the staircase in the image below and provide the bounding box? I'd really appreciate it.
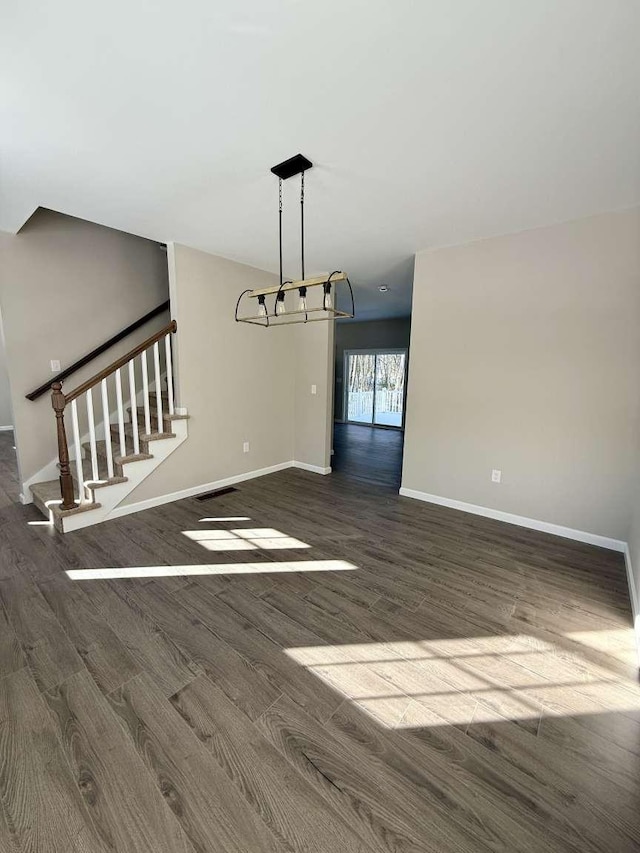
[29,322,188,533]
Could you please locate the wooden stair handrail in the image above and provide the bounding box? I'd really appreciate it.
[26,300,170,401]
[64,320,177,404]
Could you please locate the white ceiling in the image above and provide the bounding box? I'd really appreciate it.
[2,1,639,320]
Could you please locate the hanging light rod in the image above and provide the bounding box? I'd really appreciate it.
[235,154,355,327]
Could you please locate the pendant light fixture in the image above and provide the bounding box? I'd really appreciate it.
[235,154,355,326]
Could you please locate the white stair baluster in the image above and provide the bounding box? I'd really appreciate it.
[115,368,127,458]
[153,341,163,433]
[86,388,99,482]
[141,349,151,436]
[165,333,175,416]
[101,378,114,480]
[128,359,140,455]
[70,398,85,504]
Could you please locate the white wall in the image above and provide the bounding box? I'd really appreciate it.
[122,243,332,506]
[402,208,640,543]
[0,209,169,490]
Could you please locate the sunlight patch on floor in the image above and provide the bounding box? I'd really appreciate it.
[66,559,357,580]
[183,527,311,551]
[565,627,640,667]
[286,630,640,728]
[198,516,251,522]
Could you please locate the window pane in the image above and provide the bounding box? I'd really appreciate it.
[347,353,375,423]
[374,353,405,427]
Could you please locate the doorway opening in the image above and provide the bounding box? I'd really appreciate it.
[331,315,411,490]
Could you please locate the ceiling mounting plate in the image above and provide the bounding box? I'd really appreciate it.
[271,154,313,180]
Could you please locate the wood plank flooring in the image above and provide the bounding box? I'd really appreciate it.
[0,430,19,509]
[332,422,404,488]
[0,440,639,851]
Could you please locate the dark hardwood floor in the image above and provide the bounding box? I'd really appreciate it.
[1,452,639,851]
[0,430,19,509]
[332,422,404,488]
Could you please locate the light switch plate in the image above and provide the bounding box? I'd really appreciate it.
[311,384,317,395]
[50,359,61,372]
[491,469,502,483]
[243,441,250,453]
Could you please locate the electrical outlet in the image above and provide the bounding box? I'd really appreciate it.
[50,359,61,372]
[491,469,502,483]
[311,384,317,395]
[243,441,250,453]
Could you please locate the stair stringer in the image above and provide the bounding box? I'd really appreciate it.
[60,419,188,532]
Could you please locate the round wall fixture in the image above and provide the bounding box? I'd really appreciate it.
[379,285,389,292]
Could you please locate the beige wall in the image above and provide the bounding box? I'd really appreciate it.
[123,244,332,506]
[294,322,334,470]
[0,210,333,505]
[123,244,292,504]
[0,323,12,427]
[0,209,169,489]
[403,208,640,542]
[334,317,411,420]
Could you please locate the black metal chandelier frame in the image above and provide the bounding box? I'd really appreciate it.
[235,154,355,327]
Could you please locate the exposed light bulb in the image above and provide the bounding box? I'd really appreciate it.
[298,287,307,312]
[276,292,286,315]
[323,282,333,310]
[257,296,267,317]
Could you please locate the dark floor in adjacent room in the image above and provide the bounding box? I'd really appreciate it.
[332,422,404,489]
[0,453,639,851]
[0,430,19,509]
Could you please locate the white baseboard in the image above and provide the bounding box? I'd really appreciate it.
[293,461,332,475]
[109,461,296,520]
[109,459,332,520]
[398,487,626,552]
[623,545,640,665]
[0,425,13,432]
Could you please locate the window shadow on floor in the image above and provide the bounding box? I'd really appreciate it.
[2,467,639,850]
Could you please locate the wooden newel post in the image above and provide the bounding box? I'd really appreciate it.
[51,381,77,511]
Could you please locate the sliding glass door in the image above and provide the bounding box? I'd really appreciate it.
[344,349,407,428]
[374,351,406,427]
[345,353,375,424]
